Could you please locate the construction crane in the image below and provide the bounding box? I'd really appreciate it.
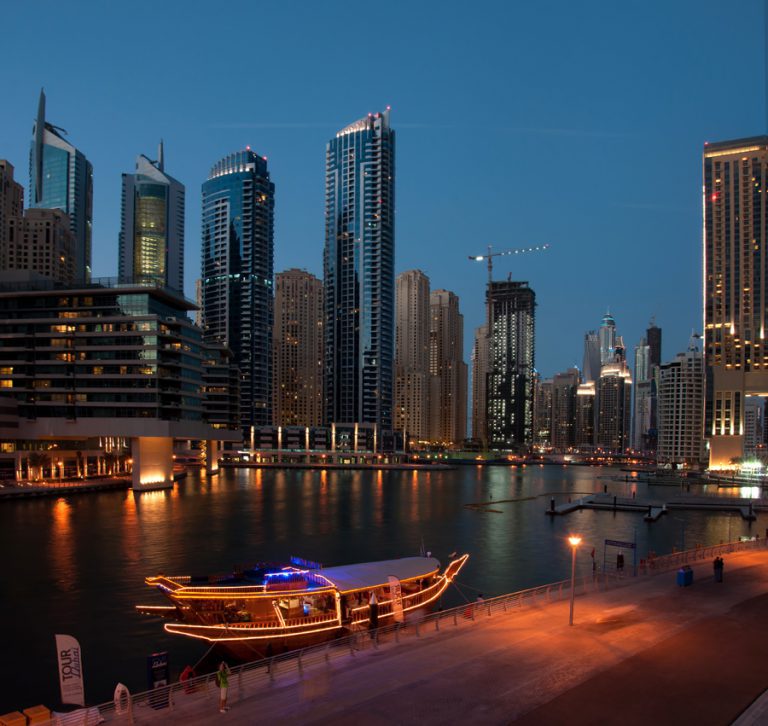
[468,244,550,285]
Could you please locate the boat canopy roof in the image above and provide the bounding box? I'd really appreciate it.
[319,557,440,592]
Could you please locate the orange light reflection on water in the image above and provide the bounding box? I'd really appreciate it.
[51,497,76,590]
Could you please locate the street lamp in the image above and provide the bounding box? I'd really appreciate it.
[568,535,582,626]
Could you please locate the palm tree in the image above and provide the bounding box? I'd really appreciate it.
[27,451,50,482]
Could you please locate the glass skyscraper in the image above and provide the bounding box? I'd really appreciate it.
[201,149,274,433]
[119,143,185,293]
[29,89,93,281]
[324,109,395,430]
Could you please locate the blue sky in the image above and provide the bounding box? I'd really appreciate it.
[0,0,764,376]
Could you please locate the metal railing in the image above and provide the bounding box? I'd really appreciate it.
[78,536,768,724]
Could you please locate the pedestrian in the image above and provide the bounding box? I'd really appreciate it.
[216,661,231,713]
[713,556,724,583]
[180,664,196,694]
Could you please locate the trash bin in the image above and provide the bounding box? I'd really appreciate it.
[677,566,693,587]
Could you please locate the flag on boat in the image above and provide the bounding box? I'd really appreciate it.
[388,576,404,623]
[55,634,85,706]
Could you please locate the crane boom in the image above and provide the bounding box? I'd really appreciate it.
[468,243,550,285]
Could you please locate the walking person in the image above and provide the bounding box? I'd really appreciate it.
[216,661,231,713]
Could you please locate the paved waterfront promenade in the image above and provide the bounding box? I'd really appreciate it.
[109,547,768,725]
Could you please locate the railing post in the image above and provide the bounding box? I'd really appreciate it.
[168,685,174,711]
[297,651,303,676]
[238,668,243,698]
[435,617,440,631]
[453,612,458,626]
[487,603,491,617]
[415,622,421,637]
[269,657,276,681]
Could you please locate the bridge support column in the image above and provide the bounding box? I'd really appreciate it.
[131,437,173,491]
[205,439,222,474]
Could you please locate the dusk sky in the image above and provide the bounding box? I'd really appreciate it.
[1,0,764,376]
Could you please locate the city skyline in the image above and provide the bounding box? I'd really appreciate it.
[1,1,760,378]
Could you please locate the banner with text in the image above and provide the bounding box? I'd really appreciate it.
[388,576,404,623]
[55,634,85,706]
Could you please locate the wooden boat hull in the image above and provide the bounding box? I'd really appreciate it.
[140,554,469,661]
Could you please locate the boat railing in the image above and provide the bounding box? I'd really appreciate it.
[91,538,768,723]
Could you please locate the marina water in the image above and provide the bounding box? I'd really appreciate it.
[0,465,761,711]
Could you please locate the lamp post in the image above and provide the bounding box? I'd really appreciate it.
[568,535,582,626]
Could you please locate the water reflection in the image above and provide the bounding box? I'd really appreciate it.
[3,464,767,713]
[50,497,75,591]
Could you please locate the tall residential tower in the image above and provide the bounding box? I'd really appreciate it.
[201,149,274,434]
[486,280,535,449]
[703,137,768,467]
[29,89,93,281]
[273,269,323,427]
[324,109,395,430]
[394,270,430,442]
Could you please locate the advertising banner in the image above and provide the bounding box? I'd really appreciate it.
[55,634,85,706]
[388,576,404,623]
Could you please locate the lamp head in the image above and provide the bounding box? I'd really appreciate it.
[568,535,582,547]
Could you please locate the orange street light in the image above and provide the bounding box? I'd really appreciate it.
[568,535,582,626]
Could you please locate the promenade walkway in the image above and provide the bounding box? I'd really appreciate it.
[108,547,768,725]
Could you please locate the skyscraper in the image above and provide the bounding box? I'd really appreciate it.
[273,269,323,427]
[598,312,617,365]
[532,373,553,448]
[658,337,704,467]
[574,381,596,449]
[551,368,579,451]
[486,281,535,449]
[29,89,93,281]
[582,330,601,382]
[324,109,395,430]
[702,137,768,467]
[429,289,467,446]
[6,208,75,283]
[597,357,632,452]
[471,325,488,445]
[119,143,185,292]
[633,337,651,450]
[201,149,274,433]
[0,161,23,249]
[395,270,430,442]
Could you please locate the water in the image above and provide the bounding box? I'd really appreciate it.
[0,464,761,712]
